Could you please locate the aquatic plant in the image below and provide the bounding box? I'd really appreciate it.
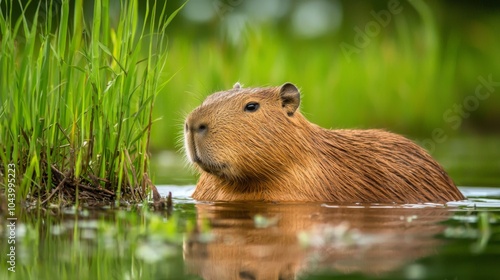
[0,0,183,205]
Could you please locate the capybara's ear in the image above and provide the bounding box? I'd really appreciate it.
[233,82,242,89]
[279,83,300,116]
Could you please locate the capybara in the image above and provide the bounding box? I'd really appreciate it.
[184,83,465,203]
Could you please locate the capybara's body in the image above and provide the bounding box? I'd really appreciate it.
[184,83,464,203]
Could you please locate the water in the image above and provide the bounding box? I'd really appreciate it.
[1,186,499,279]
[159,186,500,280]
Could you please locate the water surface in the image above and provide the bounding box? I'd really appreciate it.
[158,186,500,280]
[1,186,499,280]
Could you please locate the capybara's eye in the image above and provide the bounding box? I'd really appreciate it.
[244,102,260,112]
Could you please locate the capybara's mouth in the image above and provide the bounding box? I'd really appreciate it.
[195,160,227,177]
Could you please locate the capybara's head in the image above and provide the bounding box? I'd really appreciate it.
[184,83,308,182]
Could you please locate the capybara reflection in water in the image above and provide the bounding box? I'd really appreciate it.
[184,203,453,279]
[184,83,465,203]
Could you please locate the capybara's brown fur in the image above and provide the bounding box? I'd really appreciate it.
[184,83,465,203]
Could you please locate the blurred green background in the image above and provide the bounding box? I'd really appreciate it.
[9,0,500,186]
[151,0,500,186]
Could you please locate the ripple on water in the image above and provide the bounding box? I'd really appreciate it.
[156,185,500,208]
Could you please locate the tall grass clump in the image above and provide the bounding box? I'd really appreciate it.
[0,0,181,205]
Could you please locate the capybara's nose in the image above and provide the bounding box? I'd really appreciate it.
[187,120,208,136]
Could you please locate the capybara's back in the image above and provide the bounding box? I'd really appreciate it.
[315,128,462,202]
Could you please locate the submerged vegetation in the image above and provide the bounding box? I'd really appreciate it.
[0,205,193,279]
[0,0,182,205]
